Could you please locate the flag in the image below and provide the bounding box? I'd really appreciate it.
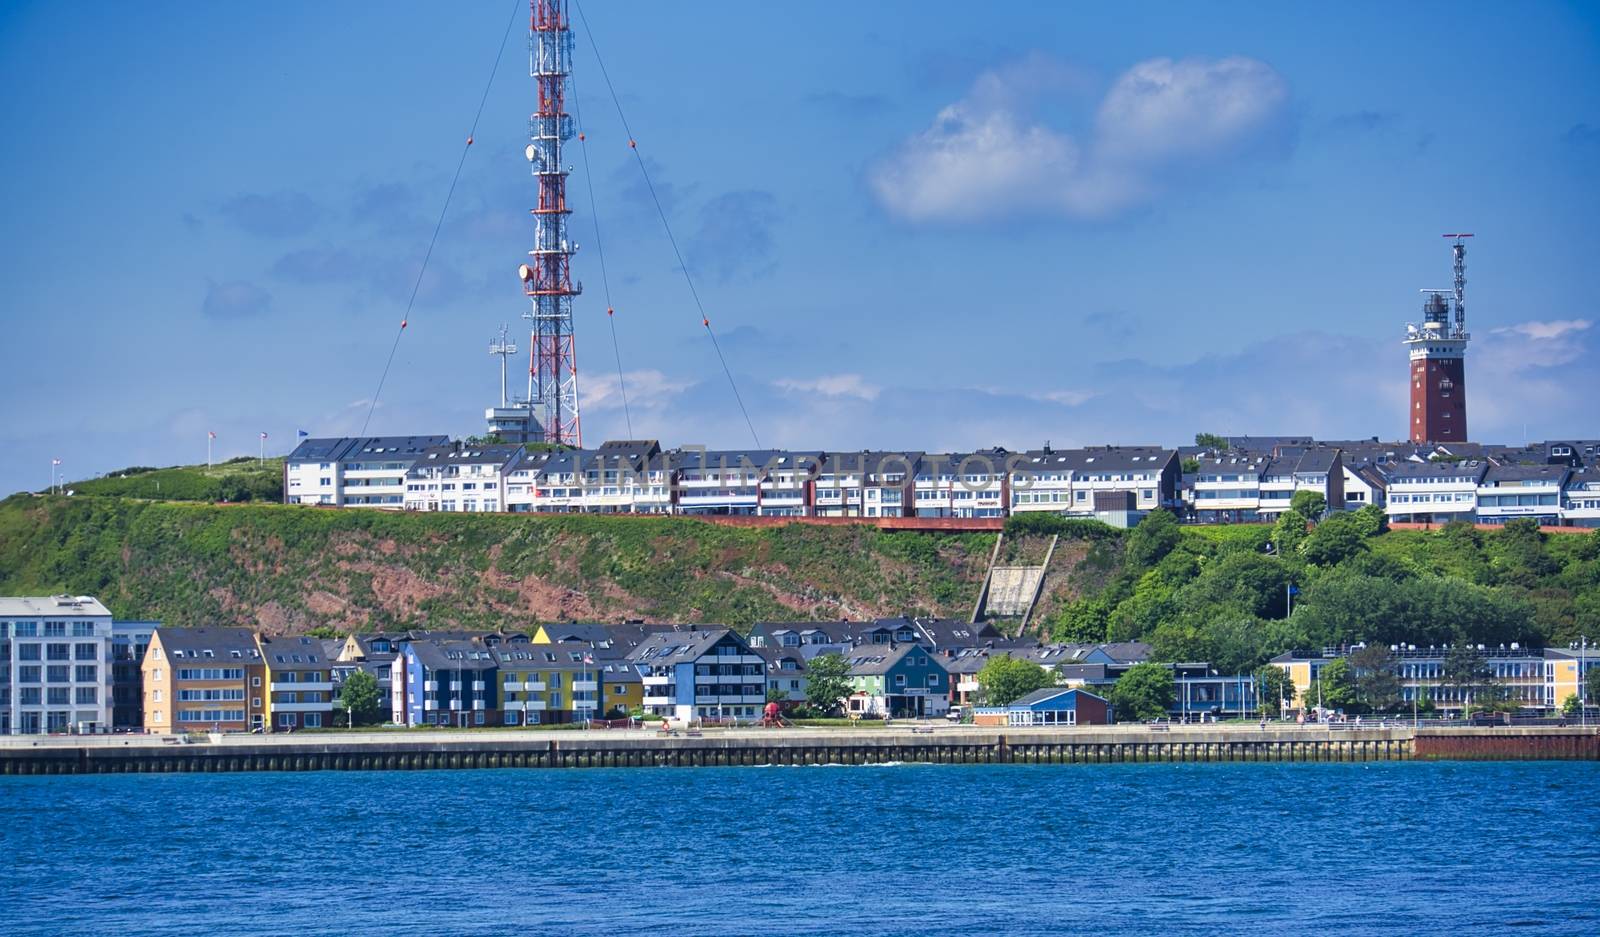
[51,458,61,466]
[1288,585,1300,596]
[297,430,309,438]
[583,654,594,664]
[208,431,216,440]
[260,432,268,440]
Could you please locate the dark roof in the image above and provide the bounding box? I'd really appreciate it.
[819,451,924,477]
[845,644,919,676]
[1008,686,1105,707]
[157,627,262,661]
[406,638,499,671]
[1482,464,1571,485]
[412,443,526,468]
[339,435,450,460]
[1381,460,1489,481]
[257,634,330,667]
[286,437,359,463]
[626,628,747,664]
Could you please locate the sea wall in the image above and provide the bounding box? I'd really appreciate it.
[4,725,1593,775]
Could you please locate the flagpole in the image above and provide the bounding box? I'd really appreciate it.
[207,432,213,468]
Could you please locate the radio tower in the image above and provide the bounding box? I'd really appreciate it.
[518,0,582,446]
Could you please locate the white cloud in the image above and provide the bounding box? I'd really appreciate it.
[1095,57,1288,164]
[870,54,1288,223]
[583,369,692,413]
[1491,319,1592,341]
[774,373,882,401]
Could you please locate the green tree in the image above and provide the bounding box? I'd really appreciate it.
[803,653,852,717]
[303,625,343,639]
[1289,490,1327,520]
[1348,643,1402,713]
[1272,510,1308,556]
[1254,664,1296,716]
[1124,509,1181,569]
[1311,658,1357,711]
[1444,642,1493,716]
[765,685,791,704]
[1181,457,1201,474]
[975,655,1055,706]
[1352,504,1386,537]
[335,669,382,727]
[1302,513,1370,566]
[1562,694,1582,716]
[1194,433,1229,450]
[1110,663,1175,721]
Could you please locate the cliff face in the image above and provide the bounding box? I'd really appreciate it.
[0,496,1011,632]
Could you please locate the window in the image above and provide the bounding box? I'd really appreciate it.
[45,622,66,637]
[73,622,95,637]
[75,665,97,683]
[18,643,40,661]
[47,643,70,661]
[304,713,322,728]
[75,642,97,660]
[76,686,97,704]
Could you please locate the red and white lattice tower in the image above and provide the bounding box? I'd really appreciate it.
[518,0,582,446]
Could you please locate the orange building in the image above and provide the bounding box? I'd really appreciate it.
[141,628,265,734]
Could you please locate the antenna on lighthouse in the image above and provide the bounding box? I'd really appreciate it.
[1443,233,1473,335]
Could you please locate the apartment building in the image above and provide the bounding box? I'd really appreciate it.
[1256,447,1344,517]
[1,596,115,735]
[391,638,499,727]
[142,627,266,733]
[1269,643,1571,715]
[110,620,158,730]
[1009,446,1180,520]
[1474,464,1569,526]
[1563,468,1600,528]
[844,644,951,718]
[495,642,601,724]
[284,435,448,509]
[256,634,334,730]
[403,443,526,513]
[629,628,766,722]
[1383,460,1488,524]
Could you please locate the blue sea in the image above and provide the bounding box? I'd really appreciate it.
[2,761,1597,936]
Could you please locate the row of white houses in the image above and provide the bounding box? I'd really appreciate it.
[283,435,1600,527]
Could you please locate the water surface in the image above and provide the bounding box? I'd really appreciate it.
[3,761,1597,935]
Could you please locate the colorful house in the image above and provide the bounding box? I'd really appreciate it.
[974,687,1112,726]
[142,627,265,734]
[256,634,334,731]
[845,644,950,719]
[494,642,600,724]
[628,628,766,723]
[391,638,499,727]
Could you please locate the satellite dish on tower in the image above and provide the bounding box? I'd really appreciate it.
[518,264,534,281]
[525,144,537,161]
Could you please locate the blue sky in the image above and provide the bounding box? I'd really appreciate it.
[2,1,1598,495]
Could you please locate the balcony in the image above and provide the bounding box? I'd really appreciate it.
[524,681,546,692]
[525,700,546,711]
[502,683,522,694]
[471,681,486,692]
[449,682,462,692]
[642,675,671,687]
[273,681,332,692]
[573,680,597,692]
[423,700,438,711]
[642,694,673,706]
[503,700,524,711]
[271,701,332,713]
[574,700,598,711]
[472,699,485,711]
[423,680,438,692]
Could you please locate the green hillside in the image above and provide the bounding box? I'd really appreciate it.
[63,458,284,503]
[1,491,1594,675]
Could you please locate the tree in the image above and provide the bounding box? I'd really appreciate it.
[1302,513,1370,566]
[303,625,343,639]
[1311,658,1357,711]
[1562,694,1582,716]
[1194,433,1229,451]
[336,669,382,727]
[765,685,791,704]
[1272,510,1308,556]
[1348,643,1402,713]
[1110,663,1175,721]
[975,655,1055,706]
[1352,504,1386,537]
[1254,665,1296,716]
[803,653,852,717]
[1181,457,1201,475]
[1124,509,1181,569]
[1444,642,1493,716]
[1289,490,1327,521]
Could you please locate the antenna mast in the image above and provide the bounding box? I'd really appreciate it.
[1443,233,1473,336]
[520,0,582,446]
[488,324,519,408]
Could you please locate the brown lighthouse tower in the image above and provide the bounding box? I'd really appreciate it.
[1406,235,1472,444]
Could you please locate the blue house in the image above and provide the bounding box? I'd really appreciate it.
[627,628,766,723]
[845,644,951,719]
[977,687,1113,726]
[391,638,500,727]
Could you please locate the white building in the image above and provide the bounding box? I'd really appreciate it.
[1,595,115,734]
[403,443,526,512]
[1383,460,1488,523]
[1475,464,1568,526]
[628,628,766,723]
[1562,467,1600,528]
[1009,446,1178,519]
[285,435,448,509]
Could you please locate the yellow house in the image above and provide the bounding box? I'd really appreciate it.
[598,661,642,715]
[255,634,335,731]
[495,642,600,725]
